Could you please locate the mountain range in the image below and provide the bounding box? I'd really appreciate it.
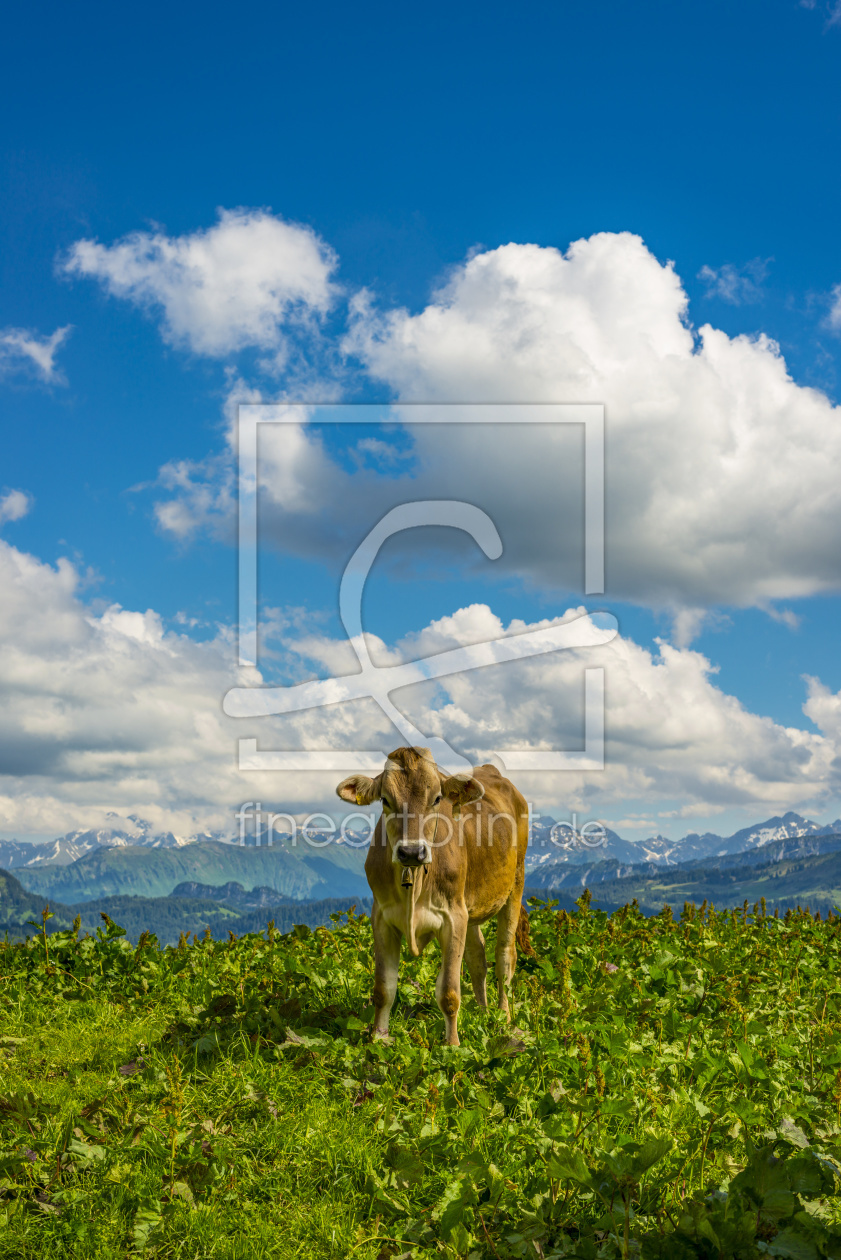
[0,814,222,870]
[12,836,369,904]
[4,809,841,944]
[525,811,841,875]
[2,809,840,908]
[526,841,841,919]
[4,808,835,875]
[527,828,841,891]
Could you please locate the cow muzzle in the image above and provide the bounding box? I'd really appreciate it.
[395,841,431,868]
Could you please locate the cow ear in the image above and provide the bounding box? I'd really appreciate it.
[336,774,381,806]
[440,774,485,808]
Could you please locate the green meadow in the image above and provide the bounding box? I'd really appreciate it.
[1,896,841,1258]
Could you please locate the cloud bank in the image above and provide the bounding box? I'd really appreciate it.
[0,533,839,837]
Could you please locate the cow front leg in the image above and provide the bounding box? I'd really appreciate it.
[435,910,468,1045]
[372,909,401,1040]
[463,922,488,1009]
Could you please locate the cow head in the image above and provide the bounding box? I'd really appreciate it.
[336,745,485,868]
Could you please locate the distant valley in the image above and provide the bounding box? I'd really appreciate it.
[0,867,371,946]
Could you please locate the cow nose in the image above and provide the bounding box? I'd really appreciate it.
[397,842,426,865]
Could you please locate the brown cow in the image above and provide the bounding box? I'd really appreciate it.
[336,745,529,1045]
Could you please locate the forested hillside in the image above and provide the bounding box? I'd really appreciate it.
[0,869,371,945]
[531,847,841,917]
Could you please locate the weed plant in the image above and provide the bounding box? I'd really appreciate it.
[1,895,841,1258]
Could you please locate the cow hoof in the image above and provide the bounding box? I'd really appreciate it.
[372,1030,393,1044]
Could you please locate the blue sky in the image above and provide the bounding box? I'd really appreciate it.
[3,0,841,841]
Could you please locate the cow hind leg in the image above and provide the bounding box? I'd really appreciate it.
[463,923,488,1009]
[494,871,525,1019]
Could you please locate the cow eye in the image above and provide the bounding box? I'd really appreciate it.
[381,796,394,812]
[433,793,442,806]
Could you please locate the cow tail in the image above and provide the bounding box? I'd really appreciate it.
[515,905,536,958]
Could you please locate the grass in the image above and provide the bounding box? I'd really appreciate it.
[1,896,841,1258]
[0,950,380,1257]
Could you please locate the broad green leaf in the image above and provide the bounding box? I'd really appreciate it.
[779,1118,809,1149]
[628,1135,673,1176]
[760,1226,819,1260]
[546,1145,591,1186]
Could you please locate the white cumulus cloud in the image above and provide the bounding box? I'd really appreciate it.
[62,209,337,357]
[341,231,841,615]
[0,489,33,526]
[146,230,841,625]
[0,326,71,383]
